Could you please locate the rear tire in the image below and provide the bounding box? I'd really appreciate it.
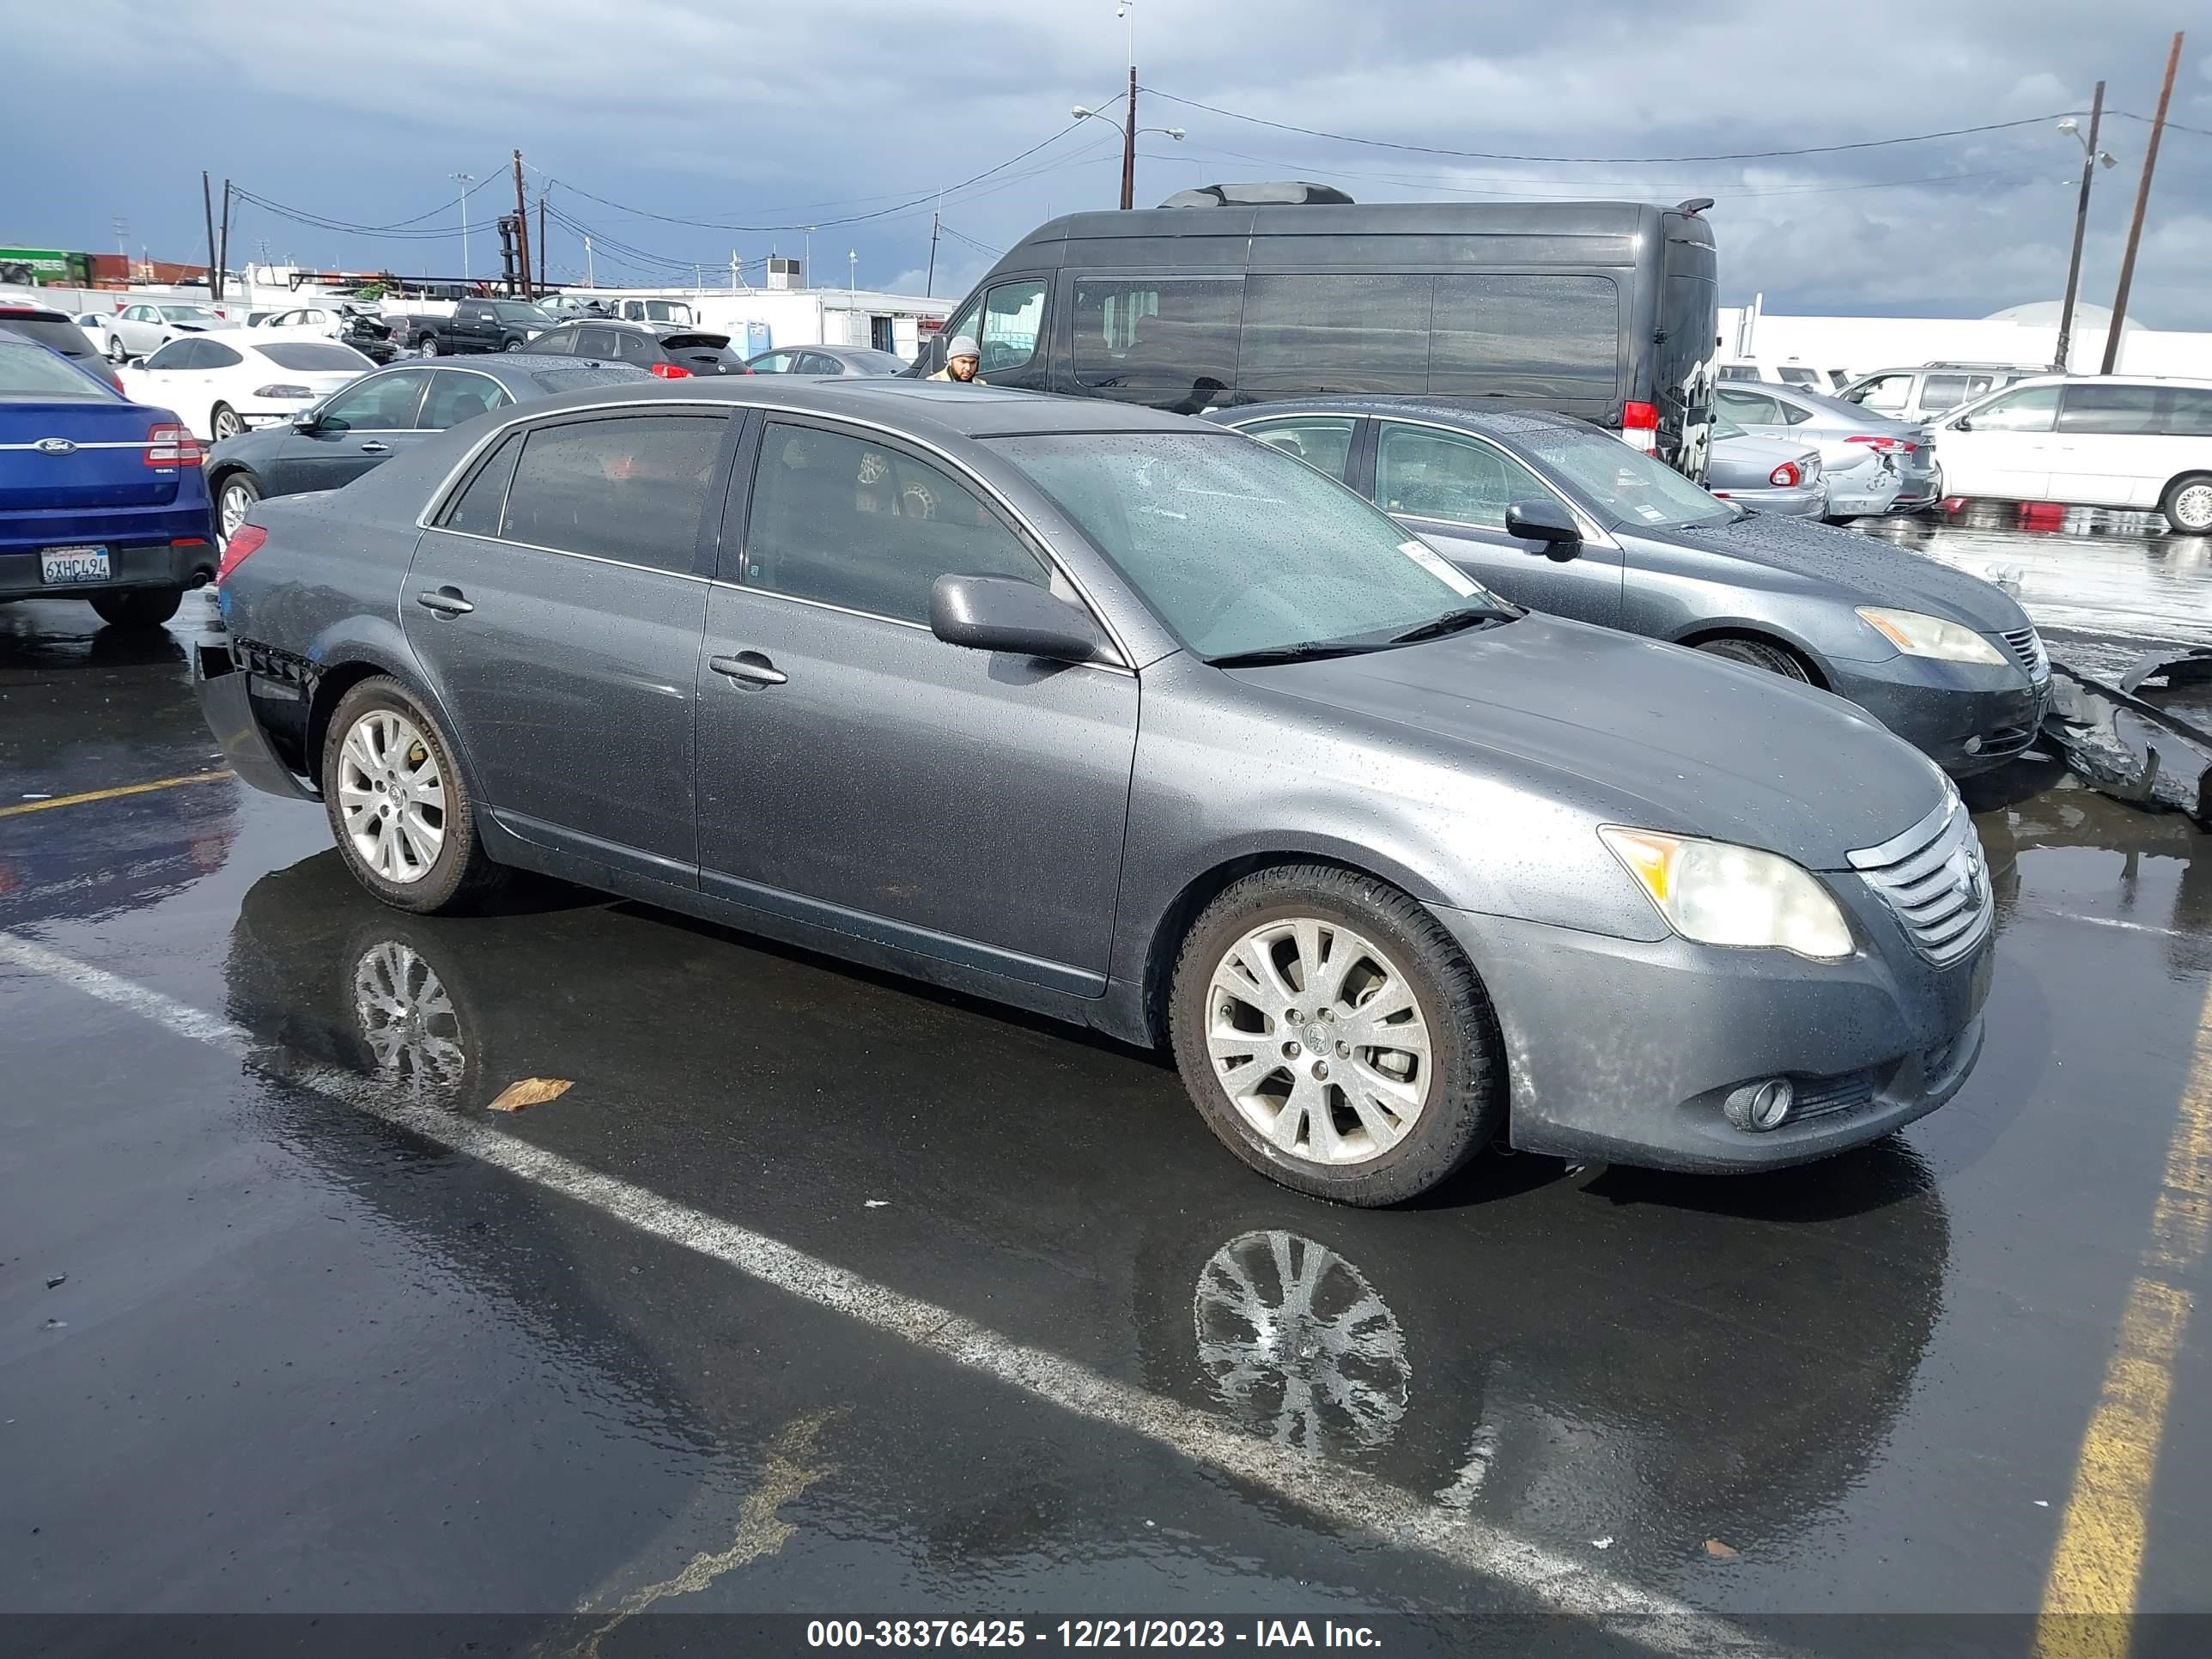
[88,588,183,629]
[1169,864,1504,1206]
[210,403,243,443]
[106,335,129,364]
[2161,473,2212,536]
[1694,635,1814,683]
[416,336,441,358]
[502,337,524,351]
[321,678,508,915]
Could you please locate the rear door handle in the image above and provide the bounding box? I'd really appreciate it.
[359,441,390,453]
[709,652,787,686]
[416,586,473,617]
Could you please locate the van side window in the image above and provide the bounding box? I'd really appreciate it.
[1239,275,1430,396]
[2166,387,2212,435]
[1068,276,1242,412]
[1430,275,1619,401]
[1968,386,2059,433]
[977,281,1046,374]
[2057,383,2160,436]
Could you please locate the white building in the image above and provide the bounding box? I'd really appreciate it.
[1721,297,2212,384]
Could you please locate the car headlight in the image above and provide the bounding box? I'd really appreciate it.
[1599,827,1853,959]
[1855,606,2005,665]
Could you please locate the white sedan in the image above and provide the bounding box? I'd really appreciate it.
[119,335,375,441]
[100,301,236,363]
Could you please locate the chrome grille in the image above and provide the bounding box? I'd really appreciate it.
[2000,625,2049,682]
[1849,798,1993,967]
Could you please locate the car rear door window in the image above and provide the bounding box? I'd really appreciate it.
[442,430,523,537]
[1238,275,1431,396]
[1376,422,1557,529]
[1715,387,1785,425]
[613,331,658,367]
[1968,385,2059,433]
[1237,416,1358,483]
[319,368,433,432]
[740,422,1049,623]
[2057,383,2161,435]
[500,413,724,572]
[200,341,244,368]
[1430,275,1620,401]
[531,329,574,356]
[1068,275,1241,409]
[143,339,201,371]
[422,370,512,428]
[574,326,621,360]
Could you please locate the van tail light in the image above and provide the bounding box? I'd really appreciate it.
[144,422,205,467]
[1620,399,1659,454]
[1768,461,1803,488]
[216,524,266,584]
[648,362,692,379]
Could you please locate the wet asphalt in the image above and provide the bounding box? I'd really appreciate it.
[3,507,2211,1656]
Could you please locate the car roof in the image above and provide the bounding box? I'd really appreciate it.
[485,375,1219,441]
[1207,395,1597,439]
[372,352,605,386]
[1990,372,2212,391]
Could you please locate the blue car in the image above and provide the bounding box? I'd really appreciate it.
[1,323,216,629]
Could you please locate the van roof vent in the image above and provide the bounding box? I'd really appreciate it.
[1158,180,1356,208]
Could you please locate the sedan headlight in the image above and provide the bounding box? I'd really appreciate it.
[252,383,314,398]
[1855,606,2005,665]
[1599,828,1853,959]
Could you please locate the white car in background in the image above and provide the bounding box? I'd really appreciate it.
[100,301,236,363]
[119,335,375,441]
[1931,374,2212,533]
[1716,358,1854,392]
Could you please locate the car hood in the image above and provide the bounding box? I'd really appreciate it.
[1641,512,2029,634]
[1226,615,1948,869]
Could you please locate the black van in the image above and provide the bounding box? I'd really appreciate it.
[917,197,1719,475]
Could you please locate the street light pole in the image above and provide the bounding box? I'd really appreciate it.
[2054,82,2107,374]
[453,173,474,282]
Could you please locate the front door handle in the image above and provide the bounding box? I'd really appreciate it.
[416,586,473,617]
[709,651,787,686]
[359,441,391,453]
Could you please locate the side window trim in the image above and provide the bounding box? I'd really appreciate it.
[726,411,1127,665]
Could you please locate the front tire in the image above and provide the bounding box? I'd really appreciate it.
[320,678,507,915]
[2162,473,2212,536]
[1169,865,1504,1206]
[106,336,129,364]
[88,587,183,629]
[502,337,524,351]
[210,403,243,443]
[1695,635,1814,682]
[416,336,441,358]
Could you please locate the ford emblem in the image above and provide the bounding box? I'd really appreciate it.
[33,437,77,456]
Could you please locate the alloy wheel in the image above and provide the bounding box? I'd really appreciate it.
[212,406,241,441]
[1194,1229,1410,1454]
[351,939,467,1096]
[337,708,447,884]
[218,481,257,544]
[2173,483,2212,535]
[1205,917,1431,1164]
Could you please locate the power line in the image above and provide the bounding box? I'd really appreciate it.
[1139,87,2078,164]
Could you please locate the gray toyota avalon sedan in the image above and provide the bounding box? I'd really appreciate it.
[198,380,1993,1206]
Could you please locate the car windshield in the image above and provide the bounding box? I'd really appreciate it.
[1510,427,1735,529]
[159,306,218,322]
[989,431,1510,662]
[0,340,112,400]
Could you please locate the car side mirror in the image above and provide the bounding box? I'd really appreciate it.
[1505,499,1582,562]
[292,408,321,432]
[1950,416,1972,432]
[930,574,1109,664]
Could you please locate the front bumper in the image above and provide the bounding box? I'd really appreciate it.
[1437,892,1991,1173]
[1829,653,2051,775]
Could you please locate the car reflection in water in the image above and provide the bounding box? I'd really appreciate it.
[225,853,1952,1576]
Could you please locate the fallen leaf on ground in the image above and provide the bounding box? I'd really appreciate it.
[487,1077,573,1113]
[1705,1537,1739,1559]
[864,1200,889,1208]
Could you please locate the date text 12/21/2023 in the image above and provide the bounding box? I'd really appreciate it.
[805,1619,1382,1649]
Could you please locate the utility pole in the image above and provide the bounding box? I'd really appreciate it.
[201,172,221,301]
[2055,82,2106,374]
[927,210,940,296]
[1121,65,1138,210]
[510,151,532,297]
[2105,31,2184,374]
[538,194,547,295]
[217,179,232,304]
[453,173,474,283]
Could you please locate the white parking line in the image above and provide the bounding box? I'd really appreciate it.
[0,930,1779,1658]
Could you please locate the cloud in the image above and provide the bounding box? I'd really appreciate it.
[10,0,2210,325]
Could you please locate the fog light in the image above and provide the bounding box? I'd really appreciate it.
[1963,735,1983,755]
[1723,1078,1795,1132]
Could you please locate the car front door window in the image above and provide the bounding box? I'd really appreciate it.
[1376,422,1560,530]
[1966,386,2059,433]
[1237,416,1358,483]
[318,368,434,433]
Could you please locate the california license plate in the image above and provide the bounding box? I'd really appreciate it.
[40,546,111,585]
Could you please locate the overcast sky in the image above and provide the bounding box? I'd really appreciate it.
[9,0,2212,325]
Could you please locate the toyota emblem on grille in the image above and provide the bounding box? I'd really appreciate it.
[1950,847,1984,905]
[33,437,77,456]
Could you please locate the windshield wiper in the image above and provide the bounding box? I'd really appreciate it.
[1206,638,1388,668]
[1389,605,1517,645]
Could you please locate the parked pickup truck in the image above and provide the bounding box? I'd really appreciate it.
[387,299,556,357]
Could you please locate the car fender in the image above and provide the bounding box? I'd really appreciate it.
[296,614,483,799]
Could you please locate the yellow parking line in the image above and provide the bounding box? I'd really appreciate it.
[0,769,233,820]
[2033,982,2212,1659]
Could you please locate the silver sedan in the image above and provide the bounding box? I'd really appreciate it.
[1705,417,1826,518]
[1715,382,1941,519]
